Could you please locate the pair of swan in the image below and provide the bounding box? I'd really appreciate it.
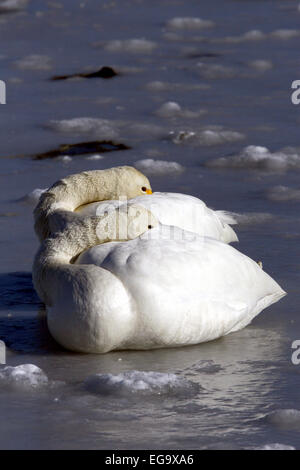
[32,166,286,353]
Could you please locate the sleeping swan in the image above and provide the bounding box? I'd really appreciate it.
[77,192,238,244]
[32,168,286,353]
[34,166,238,244]
[34,166,153,241]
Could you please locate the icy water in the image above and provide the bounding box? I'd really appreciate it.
[1,0,300,450]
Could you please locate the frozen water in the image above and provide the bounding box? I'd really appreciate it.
[0,0,299,451]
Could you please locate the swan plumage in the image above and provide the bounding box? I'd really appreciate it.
[34,166,152,241]
[73,225,285,352]
[77,192,238,243]
[32,166,286,353]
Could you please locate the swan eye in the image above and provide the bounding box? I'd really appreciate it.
[148,225,153,229]
[141,186,147,192]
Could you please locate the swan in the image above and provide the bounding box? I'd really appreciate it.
[32,168,286,353]
[33,166,153,241]
[76,192,238,244]
[33,166,238,244]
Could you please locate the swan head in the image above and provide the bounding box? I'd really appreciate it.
[96,204,158,242]
[114,166,152,198]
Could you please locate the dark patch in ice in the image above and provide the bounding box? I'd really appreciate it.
[0,272,41,311]
[186,52,221,59]
[0,314,61,354]
[30,141,130,160]
[51,66,118,81]
[0,272,61,353]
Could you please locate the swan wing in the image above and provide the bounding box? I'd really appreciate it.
[77,192,239,243]
[76,226,285,350]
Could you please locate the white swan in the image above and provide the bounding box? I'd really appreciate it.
[76,192,238,243]
[32,167,286,353]
[33,166,153,241]
[33,167,238,244]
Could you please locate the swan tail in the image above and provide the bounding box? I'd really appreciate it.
[227,289,287,334]
[215,210,238,226]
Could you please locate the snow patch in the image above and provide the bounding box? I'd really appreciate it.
[14,54,53,71]
[146,81,210,92]
[214,29,299,44]
[206,145,300,171]
[256,443,295,450]
[47,117,119,140]
[100,39,157,54]
[135,159,184,175]
[85,154,104,161]
[166,17,214,30]
[248,60,273,71]
[0,364,48,389]
[196,62,236,79]
[156,101,206,119]
[84,370,198,396]
[267,186,300,202]
[171,127,245,146]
